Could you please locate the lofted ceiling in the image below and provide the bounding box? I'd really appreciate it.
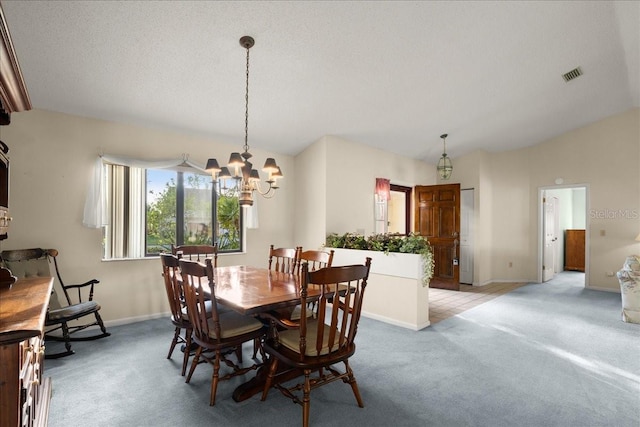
[1,1,639,163]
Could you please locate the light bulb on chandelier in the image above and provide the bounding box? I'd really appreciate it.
[206,36,283,207]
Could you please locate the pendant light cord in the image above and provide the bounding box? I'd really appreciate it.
[244,44,250,155]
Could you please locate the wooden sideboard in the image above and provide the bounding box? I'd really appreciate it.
[0,277,53,427]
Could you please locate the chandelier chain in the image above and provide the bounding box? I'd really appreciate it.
[244,43,250,154]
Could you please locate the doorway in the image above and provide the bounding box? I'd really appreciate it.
[459,189,474,284]
[388,184,412,235]
[538,185,589,286]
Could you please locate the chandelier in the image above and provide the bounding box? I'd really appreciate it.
[206,36,283,207]
[437,133,453,180]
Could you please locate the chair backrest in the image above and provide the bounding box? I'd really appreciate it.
[179,258,221,344]
[172,244,218,267]
[296,258,371,360]
[160,253,185,324]
[297,249,334,274]
[268,245,300,274]
[0,248,64,309]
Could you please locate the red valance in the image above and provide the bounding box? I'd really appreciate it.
[375,178,391,201]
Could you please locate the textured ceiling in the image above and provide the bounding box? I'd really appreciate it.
[2,1,639,163]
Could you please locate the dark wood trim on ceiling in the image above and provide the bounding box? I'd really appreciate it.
[0,3,32,119]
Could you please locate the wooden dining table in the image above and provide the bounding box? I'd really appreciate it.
[207,265,309,315]
[203,265,320,402]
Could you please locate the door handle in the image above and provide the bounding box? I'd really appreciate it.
[453,238,459,263]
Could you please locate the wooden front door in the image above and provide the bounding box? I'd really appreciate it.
[415,184,460,290]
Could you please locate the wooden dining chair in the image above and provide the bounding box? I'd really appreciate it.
[260,258,372,427]
[172,244,219,267]
[160,253,193,376]
[290,248,335,320]
[180,258,266,406]
[268,245,300,274]
[254,244,302,357]
[296,248,334,274]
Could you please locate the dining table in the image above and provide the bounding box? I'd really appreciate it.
[204,264,320,402]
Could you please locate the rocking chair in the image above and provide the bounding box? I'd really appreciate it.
[0,248,110,358]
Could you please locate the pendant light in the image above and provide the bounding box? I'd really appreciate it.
[437,133,453,180]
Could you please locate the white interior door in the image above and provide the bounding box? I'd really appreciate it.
[459,189,474,284]
[543,194,558,282]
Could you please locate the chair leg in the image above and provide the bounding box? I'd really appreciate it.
[210,352,221,406]
[235,345,243,364]
[260,358,279,401]
[186,346,202,383]
[181,329,192,376]
[94,311,109,335]
[168,327,181,359]
[344,360,364,408]
[302,370,311,427]
[252,337,259,359]
[45,321,75,359]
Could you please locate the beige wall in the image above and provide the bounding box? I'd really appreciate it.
[527,108,640,290]
[324,135,435,237]
[1,109,296,325]
[293,136,328,250]
[2,107,637,326]
[294,135,435,250]
[453,108,640,290]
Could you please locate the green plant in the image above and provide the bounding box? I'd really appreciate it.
[325,232,434,286]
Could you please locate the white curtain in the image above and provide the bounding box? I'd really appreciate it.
[82,154,207,229]
[246,197,259,229]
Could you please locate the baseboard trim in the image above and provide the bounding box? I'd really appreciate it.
[361,310,430,331]
[585,285,620,293]
[104,312,169,328]
[477,278,533,286]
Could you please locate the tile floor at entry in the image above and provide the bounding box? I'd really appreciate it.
[429,282,527,324]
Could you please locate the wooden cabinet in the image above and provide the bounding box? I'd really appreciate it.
[0,277,53,427]
[565,229,585,272]
[1,4,32,240]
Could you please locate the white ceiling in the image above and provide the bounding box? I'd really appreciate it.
[2,1,639,163]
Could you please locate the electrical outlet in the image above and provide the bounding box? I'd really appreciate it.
[606,271,615,277]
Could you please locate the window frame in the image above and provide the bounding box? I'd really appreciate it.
[101,163,243,260]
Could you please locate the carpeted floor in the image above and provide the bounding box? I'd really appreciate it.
[44,272,640,427]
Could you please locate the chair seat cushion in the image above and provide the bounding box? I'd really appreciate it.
[279,319,339,356]
[207,311,263,339]
[47,301,100,322]
[288,304,315,321]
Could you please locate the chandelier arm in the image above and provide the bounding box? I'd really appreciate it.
[252,181,277,197]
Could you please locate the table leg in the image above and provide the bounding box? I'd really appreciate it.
[232,357,302,402]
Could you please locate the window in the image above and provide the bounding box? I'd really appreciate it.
[102,163,242,259]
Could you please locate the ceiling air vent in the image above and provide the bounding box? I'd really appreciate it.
[562,67,583,82]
